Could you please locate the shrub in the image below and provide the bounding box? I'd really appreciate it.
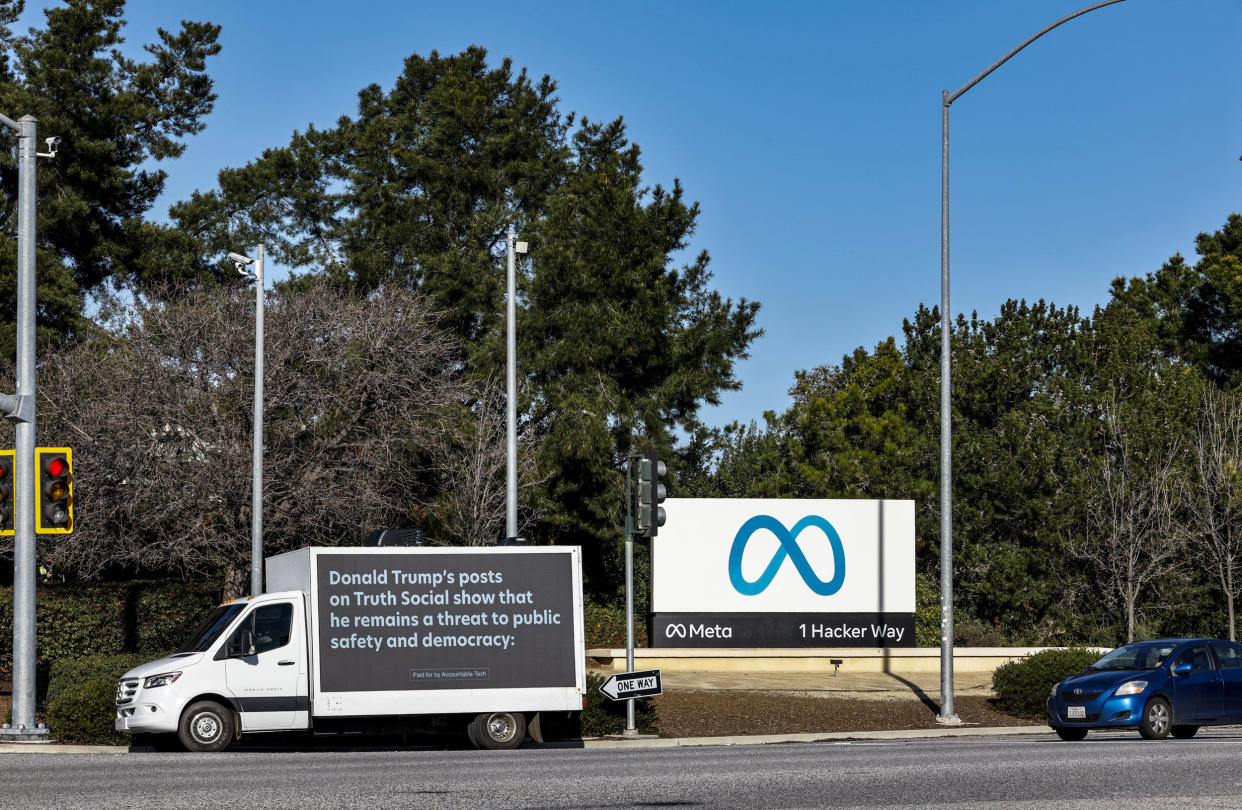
[581,672,657,737]
[45,653,151,744]
[992,647,1101,718]
[914,574,939,647]
[0,579,222,668]
[584,600,647,648]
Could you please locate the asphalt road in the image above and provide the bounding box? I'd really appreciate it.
[4,730,1242,809]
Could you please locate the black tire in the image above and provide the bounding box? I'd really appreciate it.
[1139,697,1172,740]
[1171,725,1199,739]
[468,711,526,750]
[178,700,234,753]
[1054,727,1088,741]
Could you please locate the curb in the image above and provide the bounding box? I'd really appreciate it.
[581,724,1050,749]
[0,725,1051,754]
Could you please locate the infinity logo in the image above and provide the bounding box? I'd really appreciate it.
[665,624,687,639]
[728,515,846,596]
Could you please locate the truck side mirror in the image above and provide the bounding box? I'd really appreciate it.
[227,629,255,658]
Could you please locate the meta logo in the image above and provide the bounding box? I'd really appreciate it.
[728,515,846,596]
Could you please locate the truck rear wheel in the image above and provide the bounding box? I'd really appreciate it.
[178,700,234,753]
[469,711,526,750]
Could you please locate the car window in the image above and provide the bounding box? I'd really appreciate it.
[252,603,293,654]
[1174,645,1213,674]
[1211,642,1242,670]
[227,602,294,656]
[1091,643,1174,670]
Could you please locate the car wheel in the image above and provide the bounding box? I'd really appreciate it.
[178,699,235,753]
[468,711,526,750]
[1139,697,1172,740]
[1054,727,1088,741]
[1170,725,1199,739]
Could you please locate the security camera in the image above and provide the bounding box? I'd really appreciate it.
[37,135,62,159]
[228,252,254,266]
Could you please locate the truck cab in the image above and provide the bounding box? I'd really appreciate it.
[116,591,311,751]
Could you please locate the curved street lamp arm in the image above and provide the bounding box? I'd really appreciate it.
[946,0,1128,106]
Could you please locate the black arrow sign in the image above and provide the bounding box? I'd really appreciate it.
[598,669,663,701]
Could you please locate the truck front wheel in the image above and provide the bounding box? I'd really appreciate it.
[469,711,526,750]
[178,700,235,753]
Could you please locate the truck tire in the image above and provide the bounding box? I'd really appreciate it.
[469,711,526,750]
[178,700,235,753]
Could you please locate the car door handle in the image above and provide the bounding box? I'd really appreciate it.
[278,660,296,666]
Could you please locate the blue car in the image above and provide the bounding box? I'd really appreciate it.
[1047,638,1242,740]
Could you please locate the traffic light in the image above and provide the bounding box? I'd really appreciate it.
[35,447,72,534]
[0,450,12,536]
[634,452,667,538]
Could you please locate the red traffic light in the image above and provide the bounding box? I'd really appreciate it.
[47,457,67,477]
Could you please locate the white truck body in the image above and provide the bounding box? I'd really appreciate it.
[115,546,585,749]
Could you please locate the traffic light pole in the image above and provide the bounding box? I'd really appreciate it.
[1,113,48,740]
[623,455,636,735]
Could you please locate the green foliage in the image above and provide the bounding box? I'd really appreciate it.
[0,580,222,668]
[45,653,149,744]
[1109,214,1242,386]
[584,599,648,649]
[914,574,939,648]
[581,672,657,737]
[0,0,222,355]
[992,648,1101,718]
[169,47,760,599]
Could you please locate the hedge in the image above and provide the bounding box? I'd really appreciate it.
[45,653,152,744]
[992,647,1101,718]
[584,599,647,648]
[581,672,657,737]
[0,579,224,668]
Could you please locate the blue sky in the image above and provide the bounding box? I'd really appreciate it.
[28,0,1240,430]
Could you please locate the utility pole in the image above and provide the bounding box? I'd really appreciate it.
[1,113,52,741]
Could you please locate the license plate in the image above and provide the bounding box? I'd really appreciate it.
[1067,706,1086,719]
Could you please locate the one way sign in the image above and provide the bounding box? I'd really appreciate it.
[599,669,663,701]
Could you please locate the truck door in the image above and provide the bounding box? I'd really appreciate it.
[222,600,308,731]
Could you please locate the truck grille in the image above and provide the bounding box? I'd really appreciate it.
[116,678,138,706]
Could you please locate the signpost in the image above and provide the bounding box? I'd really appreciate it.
[598,669,663,701]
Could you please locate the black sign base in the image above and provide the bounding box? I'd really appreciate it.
[651,612,915,648]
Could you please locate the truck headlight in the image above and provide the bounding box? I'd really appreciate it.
[143,672,182,689]
[1114,680,1147,696]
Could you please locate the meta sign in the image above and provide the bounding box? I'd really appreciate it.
[651,499,915,648]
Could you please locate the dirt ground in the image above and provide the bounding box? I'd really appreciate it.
[652,690,1039,737]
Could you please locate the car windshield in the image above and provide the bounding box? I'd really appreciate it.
[1087,642,1176,672]
[176,604,246,654]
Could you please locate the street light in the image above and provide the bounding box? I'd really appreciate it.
[231,246,265,597]
[937,0,1127,725]
[505,226,527,541]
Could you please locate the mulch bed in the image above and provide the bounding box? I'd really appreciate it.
[653,691,1040,738]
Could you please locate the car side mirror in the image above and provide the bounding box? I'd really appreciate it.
[1172,662,1193,677]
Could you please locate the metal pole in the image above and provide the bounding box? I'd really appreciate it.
[625,512,636,734]
[937,95,958,725]
[505,226,517,539]
[250,245,265,597]
[5,115,46,738]
[936,0,1127,726]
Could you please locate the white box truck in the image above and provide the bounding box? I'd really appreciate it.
[114,546,586,751]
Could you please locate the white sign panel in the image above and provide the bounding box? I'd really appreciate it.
[651,499,915,647]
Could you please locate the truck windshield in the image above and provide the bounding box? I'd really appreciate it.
[176,604,246,653]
